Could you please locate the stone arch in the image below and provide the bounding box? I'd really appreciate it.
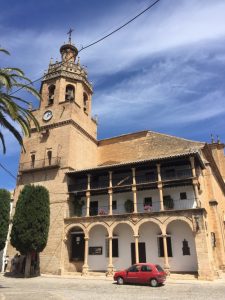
[137,217,163,234]
[65,84,75,101]
[164,216,193,234]
[111,221,136,270]
[65,223,87,237]
[87,223,109,271]
[165,218,198,272]
[87,222,110,237]
[64,224,86,273]
[110,220,135,237]
[83,92,88,112]
[48,84,55,105]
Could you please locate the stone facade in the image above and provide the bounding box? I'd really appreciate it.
[7,40,225,280]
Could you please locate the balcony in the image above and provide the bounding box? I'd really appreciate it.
[19,157,61,172]
[68,168,193,193]
[67,197,197,218]
[161,169,192,181]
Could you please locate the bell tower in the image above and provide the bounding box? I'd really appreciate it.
[18,33,98,173]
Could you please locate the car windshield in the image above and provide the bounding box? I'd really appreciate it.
[156,265,164,272]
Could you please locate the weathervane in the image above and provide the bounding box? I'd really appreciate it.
[67,28,74,44]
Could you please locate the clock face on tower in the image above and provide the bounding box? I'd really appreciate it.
[43,110,53,121]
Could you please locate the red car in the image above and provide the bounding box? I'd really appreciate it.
[113,263,166,287]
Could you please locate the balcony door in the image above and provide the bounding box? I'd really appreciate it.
[90,201,98,216]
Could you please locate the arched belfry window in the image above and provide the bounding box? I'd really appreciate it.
[65,85,75,101]
[83,92,88,112]
[48,85,55,105]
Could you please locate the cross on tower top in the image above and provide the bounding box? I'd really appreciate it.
[67,28,74,44]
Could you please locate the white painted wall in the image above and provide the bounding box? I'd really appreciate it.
[112,224,134,271]
[80,186,196,216]
[86,220,198,272]
[139,222,163,266]
[167,221,198,272]
[88,225,108,271]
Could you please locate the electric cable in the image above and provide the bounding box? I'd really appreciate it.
[8,0,161,97]
[0,162,17,180]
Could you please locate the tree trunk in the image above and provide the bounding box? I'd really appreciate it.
[36,252,40,276]
[24,252,31,278]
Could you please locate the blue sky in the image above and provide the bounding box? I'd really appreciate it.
[1,0,225,190]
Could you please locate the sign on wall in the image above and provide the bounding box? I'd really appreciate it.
[89,247,103,255]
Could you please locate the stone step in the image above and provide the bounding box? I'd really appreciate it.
[169,273,198,280]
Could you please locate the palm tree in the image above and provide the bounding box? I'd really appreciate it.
[0,48,40,153]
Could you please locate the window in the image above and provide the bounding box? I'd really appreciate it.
[182,239,190,255]
[141,265,152,272]
[31,154,35,168]
[180,192,187,200]
[83,92,88,112]
[48,85,55,105]
[47,150,52,165]
[105,238,119,257]
[127,265,139,272]
[144,197,152,206]
[65,85,75,101]
[158,236,173,257]
[155,265,164,272]
[112,200,117,210]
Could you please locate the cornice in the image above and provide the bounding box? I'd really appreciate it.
[31,119,97,144]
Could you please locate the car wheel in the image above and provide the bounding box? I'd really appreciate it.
[150,278,158,287]
[117,277,124,285]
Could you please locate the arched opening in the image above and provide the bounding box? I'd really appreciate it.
[88,224,108,271]
[48,85,55,105]
[31,154,35,168]
[65,84,75,101]
[83,92,88,112]
[66,226,85,272]
[138,221,162,266]
[47,150,52,165]
[112,223,134,270]
[166,220,197,272]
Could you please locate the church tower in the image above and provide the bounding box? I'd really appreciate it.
[12,34,98,274]
[19,34,98,173]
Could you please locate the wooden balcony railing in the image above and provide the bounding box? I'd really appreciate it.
[68,168,193,193]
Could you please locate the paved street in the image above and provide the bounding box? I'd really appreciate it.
[1,274,225,300]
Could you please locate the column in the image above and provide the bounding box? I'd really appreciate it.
[108,171,113,215]
[162,235,170,273]
[82,237,89,275]
[190,157,200,207]
[132,168,137,213]
[134,235,139,264]
[86,174,91,217]
[107,236,114,276]
[86,192,90,217]
[108,190,113,215]
[157,164,164,211]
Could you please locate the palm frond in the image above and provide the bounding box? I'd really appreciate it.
[0,48,10,55]
[0,130,6,153]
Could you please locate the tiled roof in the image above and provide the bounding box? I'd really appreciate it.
[66,149,204,174]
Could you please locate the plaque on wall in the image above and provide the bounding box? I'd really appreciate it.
[88,247,102,255]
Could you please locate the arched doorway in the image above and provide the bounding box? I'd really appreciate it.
[166,220,198,272]
[66,226,85,272]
